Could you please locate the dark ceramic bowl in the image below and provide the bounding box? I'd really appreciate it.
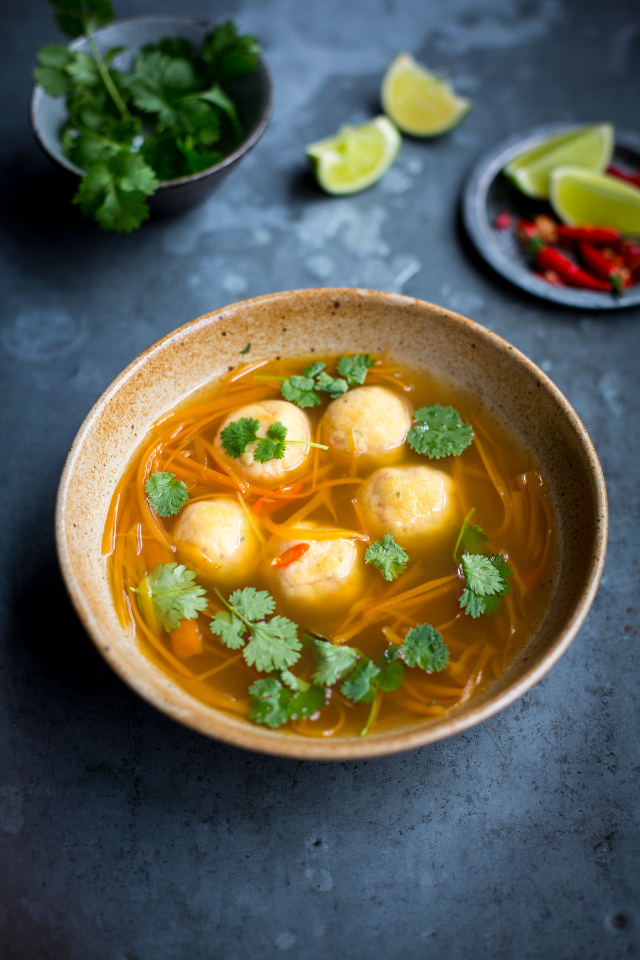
[30,16,273,214]
[462,123,640,310]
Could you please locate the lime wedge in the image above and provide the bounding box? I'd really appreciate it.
[504,124,614,199]
[550,166,640,235]
[306,116,401,195]
[381,53,470,137]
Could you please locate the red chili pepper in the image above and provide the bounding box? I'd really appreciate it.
[607,164,640,188]
[535,247,612,291]
[271,542,310,568]
[556,225,621,245]
[495,210,512,230]
[578,243,630,294]
[618,240,640,272]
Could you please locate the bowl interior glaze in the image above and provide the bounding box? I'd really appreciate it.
[56,289,607,759]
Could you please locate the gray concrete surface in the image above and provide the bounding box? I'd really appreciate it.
[1,0,639,957]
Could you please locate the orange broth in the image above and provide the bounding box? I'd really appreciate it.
[104,355,554,738]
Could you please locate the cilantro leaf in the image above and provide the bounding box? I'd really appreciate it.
[73,153,158,232]
[141,37,195,61]
[254,422,288,463]
[209,610,246,649]
[243,616,302,673]
[240,343,251,355]
[340,658,380,703]
[459,553,513,618]
[401,624,449,672]
[144,471,188,517]
[407,405,474,459]
[50,0,114,39]
[280,667,306,691]
[289,685,325,719]
[34,45,76,96]
[200,21,260,85]
[228,587,275,621]
[131,52,221,145]
[307,635,359,687]
[365,534,409,581]
[453,508,488,562]
[375,646,406,691]
[315,371,348,398]
[281,375,321,409]
[460,554,504,596]
[303,361,325,379]
[248,678,291,728]
[211,588,301,673]
[248,678,324,728]
[197,83,242,140]
[220,416,260,458]
[143,562,207,632]
[337,354,375,386]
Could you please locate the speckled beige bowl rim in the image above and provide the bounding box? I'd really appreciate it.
[55,289,608,760]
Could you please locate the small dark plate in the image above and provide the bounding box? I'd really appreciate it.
[462,123,640,310]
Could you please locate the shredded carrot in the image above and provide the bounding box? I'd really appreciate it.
[195,652,244,681]
[473,431,513,534]
[130,602,196,679]
[236,491,266,545]
[170,619,204,659]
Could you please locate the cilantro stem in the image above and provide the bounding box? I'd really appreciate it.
[361,692,381,737]
[86,34,130,119]
[286,440,329,451]
[253,375,287,381]
[453,507,475,563]
[213,587,254,630]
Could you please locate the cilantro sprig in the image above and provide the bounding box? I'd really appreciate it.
[277,356,375,409]
[407,405,473,459]
[280,360,348,409]
[336,354,375,386]
[135,562,208,632]
[453,507,488,562]
[306,624,449,736]
[459,553,513,618]
[248,675,324,729]
[364,534,409,581]
[34,1,259,231]
[144,471,188,517]
[219,418,328,463]
[210,588,302,673]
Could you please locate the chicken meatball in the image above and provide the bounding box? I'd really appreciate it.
[321,386,412,468]
[360,465,457,547]
[174,497,259,582]
[215,399,312,487]
[271,526,364,619]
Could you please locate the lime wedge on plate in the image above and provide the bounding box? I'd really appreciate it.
[550,165,640,235]
[381,53,470,137]
[306,116,401,195]
[504,124,614,199]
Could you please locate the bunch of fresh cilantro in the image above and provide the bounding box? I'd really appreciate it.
[34,0,259,232]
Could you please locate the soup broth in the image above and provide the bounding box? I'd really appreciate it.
[104,354,554,738]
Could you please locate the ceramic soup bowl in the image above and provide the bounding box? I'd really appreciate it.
[56,289,607,759]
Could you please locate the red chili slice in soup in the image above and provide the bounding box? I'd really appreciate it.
[271,543,310,567]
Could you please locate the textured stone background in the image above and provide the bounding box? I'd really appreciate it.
[1,0,639,957]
